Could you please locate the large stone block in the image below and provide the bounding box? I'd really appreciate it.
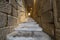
[8,15,17,26]
[41,11,54,36]
[18,6,25,12]
[10,0,18,9]
[13,8,18,17]
[0,27,10,40]
[42,11,53,22]
[17,0,24,7]
[0,12,7,28]
[56,29,60,36]
[0,26,15,40]
[41,0,52,13]
[0,1,11,14]
[56,36,60,40]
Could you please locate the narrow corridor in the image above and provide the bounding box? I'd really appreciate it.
[0,0,60,40]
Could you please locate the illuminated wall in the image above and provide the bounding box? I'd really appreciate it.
[17,0,26,23]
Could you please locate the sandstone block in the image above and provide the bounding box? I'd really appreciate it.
[0,1,11,14]
[0,12,7,28]
[8,15,17,26]
[13,8,18,17]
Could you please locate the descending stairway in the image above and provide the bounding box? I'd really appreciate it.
[7,17,51,40]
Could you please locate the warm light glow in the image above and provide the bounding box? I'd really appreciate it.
[28,13,31,16]
[31,8,32,10]
[34,0,36,4]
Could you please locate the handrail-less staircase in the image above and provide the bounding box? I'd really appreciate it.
[7,17,51,40]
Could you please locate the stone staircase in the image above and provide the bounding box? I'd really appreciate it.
[7,17,51,40]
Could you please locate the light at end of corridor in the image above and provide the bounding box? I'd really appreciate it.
[28,13,31,16]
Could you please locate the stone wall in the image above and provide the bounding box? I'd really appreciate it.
[0,0,26,40]
[0,0,18,40]
[31,0,54,37]
[39,0,54,36]
[31,0,60,40]
[53,0,60,40]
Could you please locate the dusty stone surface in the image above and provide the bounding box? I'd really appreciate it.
[13,8,18,17]
[0,12,7,28]
[8,15,17,26]
[0,1,11,14]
